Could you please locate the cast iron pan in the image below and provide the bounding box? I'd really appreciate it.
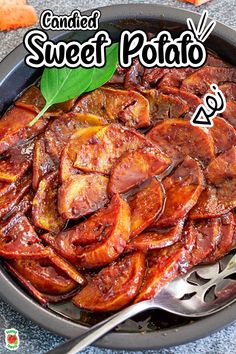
[0,4,236,350]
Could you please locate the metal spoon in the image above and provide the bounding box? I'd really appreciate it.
[46,252,236,354]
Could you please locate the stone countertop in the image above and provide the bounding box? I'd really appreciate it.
[1,0,236,353]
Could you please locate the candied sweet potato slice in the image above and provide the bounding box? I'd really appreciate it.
[74,195,130,269]
[147,119,215,167]
[203,213,234,264]
[59,126,103,183]
[74,123,152,175]
[44,114,106,163]
[158,68,196,88]
[0,181,14,198]
[10,258,78,295]
[222,101,236,128]
[0,106,48,154]
[218,82,236,101]
[181,67,236,96]
[4,260,81,305]
[187,218,221,267]
[192,147,236,219]
[126,219,184,252]
[124,59,145,90]
[135,244,185,302]
[153,156,205,228]
[15,85,51,114]
[205,146,236,185]
[5,192,33,219]
[74,87,150,128]
[0,139,34,183]
[0,173,31,218]
[129,178,164,238]
[134,219,199,303]
[0,213,46,258]
[58,174,109,219]
[210,117,236,155]
[32,137,56,190]
[15,85,77,116]
[190,180,236,219]
[32,172,65,233]
[143,90,188,123]
[108,147,171,195]
[72,252,145,311]
[189,185,220,219]
[158,86,202,113]
[43,195,130,268]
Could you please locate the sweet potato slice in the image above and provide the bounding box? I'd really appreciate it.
[44,114,106,163]
[158,68,196,88]
[147,119,215,167]
[74,87,150,128]
[0,5,37,31]
[143,90,188,123]
[0,173,31,219]
[210,117,236,155]
[74,123,152,175]
[134,244,186,302]
[180,0,211,6]
[189,186,220,219]
[158,86,202,113]
[43,195,131,268]
[129,178,164,238]
[181,67,236,96]
[188,218,221,267]
[203,213,234,264]
[218,82,236,101]
[5,192,33,219]
[126,219,184,252]
[0,106,48,154]
[134,219,198,303]
[32,137,56,190]
[75,195,130,268]
[191,147,236,219]
[58,174,109,219]
[32,172,65,233]
[190,180,236,219]
[205,146,236,185]
[59,126,103,183]
[123,59,145,90]
[4,260,81,305]
[153,156,205,228]
[9,258,78,295]
[222,101,236,128]
[0,139,34,183]
[0,181,14,198]
[108,147,171,195]
[15,85,77,116]
[0,213,46,258]
[15,85,52,115]
[72,252,145,311]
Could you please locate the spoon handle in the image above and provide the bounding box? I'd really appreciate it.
[46,301,151,354]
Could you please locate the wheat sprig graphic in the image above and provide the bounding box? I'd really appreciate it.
[187,10,216,42]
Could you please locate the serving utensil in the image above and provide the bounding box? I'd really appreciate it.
[46,251,236,354]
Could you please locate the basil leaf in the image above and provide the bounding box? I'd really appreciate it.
[28,66,94,126]
[84,43,119,93]
[28,42,119,127]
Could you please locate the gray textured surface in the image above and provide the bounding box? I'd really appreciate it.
[0,0,236,353]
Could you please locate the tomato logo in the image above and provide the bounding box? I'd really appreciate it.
[5,329,20,351]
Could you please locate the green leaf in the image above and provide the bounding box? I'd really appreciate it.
[84,43,119,93]
[28,42,119,127]
[41,66,94,104]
